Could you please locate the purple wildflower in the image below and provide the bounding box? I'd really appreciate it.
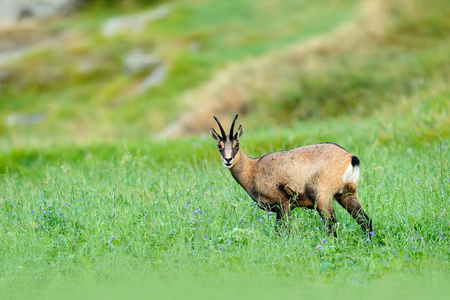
[31,210,34,214]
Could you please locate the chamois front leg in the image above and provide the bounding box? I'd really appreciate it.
[272,204,291,223]
[267,200,291,234]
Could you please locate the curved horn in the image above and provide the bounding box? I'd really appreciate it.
[213,116,226,138]
[229,114,238,137]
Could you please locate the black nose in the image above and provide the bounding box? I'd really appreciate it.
[225,158,232,163]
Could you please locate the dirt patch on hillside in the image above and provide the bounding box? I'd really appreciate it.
[158,0,406,138]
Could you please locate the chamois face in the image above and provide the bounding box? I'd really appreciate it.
[210,114,244,169]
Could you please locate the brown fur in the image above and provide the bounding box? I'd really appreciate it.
[211,115,372,236]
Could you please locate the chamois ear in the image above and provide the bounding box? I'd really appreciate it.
[235,125,244,141]
[210,128,222,142]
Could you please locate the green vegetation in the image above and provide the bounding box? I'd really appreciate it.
[0,0,360,145]
[0,0,449,299]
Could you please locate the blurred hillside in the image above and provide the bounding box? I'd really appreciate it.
[0,0,448,148]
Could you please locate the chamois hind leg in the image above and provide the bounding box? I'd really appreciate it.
[335,185,373,234]
[315,194,338,237]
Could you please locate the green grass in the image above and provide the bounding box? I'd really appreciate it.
[1,113,449,298]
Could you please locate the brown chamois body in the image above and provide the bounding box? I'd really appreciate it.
[211,114,373,236]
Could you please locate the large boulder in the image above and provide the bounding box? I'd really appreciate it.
[101,5,171,37]
[123,49,169,93]
[0,0,82,28]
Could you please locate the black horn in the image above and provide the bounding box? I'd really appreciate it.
[229,114,238,137]
[213,116,226,138]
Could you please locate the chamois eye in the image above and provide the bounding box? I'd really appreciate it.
[235,142,239,148]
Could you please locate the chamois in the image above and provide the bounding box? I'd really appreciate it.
[210,114,372,236]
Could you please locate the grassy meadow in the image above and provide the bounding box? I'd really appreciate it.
[1,0,449,299]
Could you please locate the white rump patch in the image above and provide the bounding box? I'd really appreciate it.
[343,163,360,184]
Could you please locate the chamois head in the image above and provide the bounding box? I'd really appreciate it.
[210,114,244,169]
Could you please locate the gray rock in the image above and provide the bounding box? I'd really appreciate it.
[122,48,168,93]
[0,0,82,28]
[137,61,168,93]
[102,5,171,37]
[6,113,46,127]
[123,49,161,75]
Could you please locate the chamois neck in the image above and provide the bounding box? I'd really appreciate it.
[230,149,255,187]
